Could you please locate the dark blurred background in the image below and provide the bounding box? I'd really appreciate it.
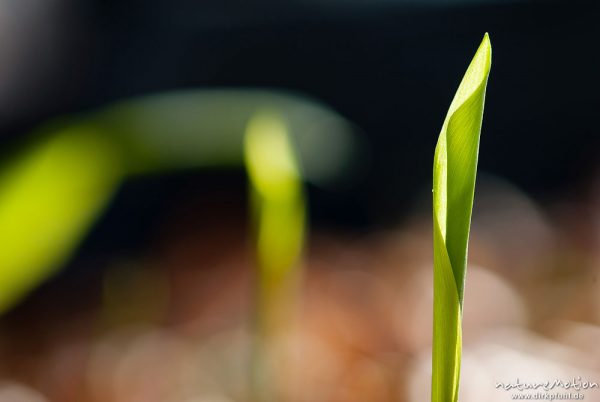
[3,0,598,229]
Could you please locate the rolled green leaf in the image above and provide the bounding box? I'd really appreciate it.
[432,33,491,402]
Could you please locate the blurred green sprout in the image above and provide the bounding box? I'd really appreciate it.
[0,90,355,314]
[0,125,122,311]
[244,112,306,402]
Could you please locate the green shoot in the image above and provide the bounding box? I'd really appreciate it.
[0,125,122,313]
[244,112,306,402]
[432,33,492,402]
[0,90,348,316]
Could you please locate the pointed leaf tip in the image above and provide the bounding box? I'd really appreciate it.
[431,34,492,402]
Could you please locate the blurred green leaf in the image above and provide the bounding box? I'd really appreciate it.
[245,112,305,279]
[432,33,491,402]
[0,90,354,314]
[0,125,123,313]
[94,90,358,186]
[244,111,306,402]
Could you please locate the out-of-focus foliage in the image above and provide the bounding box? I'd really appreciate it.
[245,112,305,280]
[432,34,491,402]
[95,90,358,185]
[244,112,306,402]
[0,90,355,314]
[0,125,123,313]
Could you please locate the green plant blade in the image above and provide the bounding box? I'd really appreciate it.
[0,90,351,315]
[244,112,305,284]
[94,90,358,186]
[432,33,491,402]
[0,126,123,313]
[244,111,306,402]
